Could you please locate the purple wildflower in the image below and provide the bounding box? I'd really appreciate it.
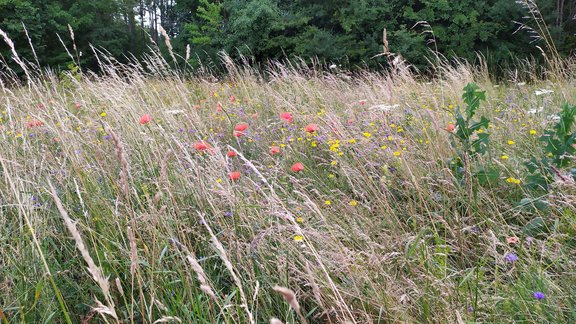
[533,292,545,300]
[505,252,518,262]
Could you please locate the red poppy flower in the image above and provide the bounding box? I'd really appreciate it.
[280,112,293,123]
[291,162,304,172]
[305,123,318,133]
[229,95,236,102]
[227,150,237,157]
[74,102,82,109]
[359,100,366,105]
[194,104,201,109]
[270,146,281,155]
[25,120,43,128]
[229,171,241,181]
[446,123,455,132]
[139,114,151,125]
[233,131,244,137]
[193,141,211,151]
[234,123,248,132]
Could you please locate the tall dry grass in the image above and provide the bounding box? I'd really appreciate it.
[0,26,575,323]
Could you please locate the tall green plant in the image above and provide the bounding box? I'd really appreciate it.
[448,83,494,186]
[525,103,576,191]
[540,103,576,168]
[454,83,491,156]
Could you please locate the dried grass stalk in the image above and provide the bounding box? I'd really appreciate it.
[153,316,182,323]
[127,227,138,275]
[199,213,255,324]
[169,238,218,301]
[107,128,130,199]
[305,261,323,308]
[273,286,307,324]
[48,181,117,320]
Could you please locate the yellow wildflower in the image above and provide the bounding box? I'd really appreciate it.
[506,177,521,184]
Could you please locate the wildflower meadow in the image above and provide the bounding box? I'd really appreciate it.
[0,42,575,323]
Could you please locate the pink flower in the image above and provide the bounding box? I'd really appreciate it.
[291,162,304,172]
[139,114,152,125]
[280,112,293,123]
[269,146,281,155]
[305,123,318,133]
[229,171,241,181]
[193,141,211,151]
[234,123,248,132]
[25,120,43,128]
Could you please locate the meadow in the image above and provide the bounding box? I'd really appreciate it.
[0,49,575,323]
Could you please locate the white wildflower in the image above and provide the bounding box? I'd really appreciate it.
[527,107,544,114]
[369,104,400,112]
[534,89,554,96]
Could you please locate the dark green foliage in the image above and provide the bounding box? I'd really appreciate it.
[0,0,147,72]
[540,103,576,167]
[524,103,576,192]
[0,0,575,73]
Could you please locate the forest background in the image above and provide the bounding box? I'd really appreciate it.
[1,0,575,75]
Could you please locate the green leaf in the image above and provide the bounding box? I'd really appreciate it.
[471,133,490,155]
[475,166,500,185]
[468,116,490,133]
[522,217,548,237]
[462,83,486,121]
